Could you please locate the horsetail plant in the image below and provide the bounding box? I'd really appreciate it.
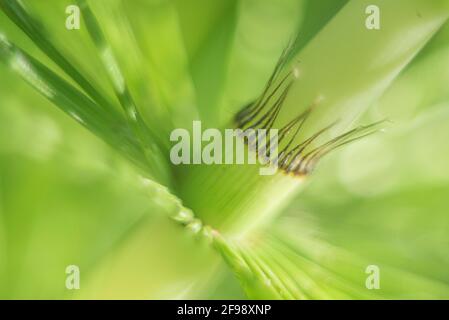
[0,0,449,299]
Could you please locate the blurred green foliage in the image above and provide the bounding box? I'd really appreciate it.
[0,0,449,299]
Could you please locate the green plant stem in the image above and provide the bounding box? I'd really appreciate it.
[278,0,449,146]
[0,0,118,115]
[77,0,171,186]
[0,35,151,174]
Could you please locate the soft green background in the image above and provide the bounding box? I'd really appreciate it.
[0,0,449,299]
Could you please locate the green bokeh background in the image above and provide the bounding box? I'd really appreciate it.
[0,0,449,299]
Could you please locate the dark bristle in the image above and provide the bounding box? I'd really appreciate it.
[234,41,387,177]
